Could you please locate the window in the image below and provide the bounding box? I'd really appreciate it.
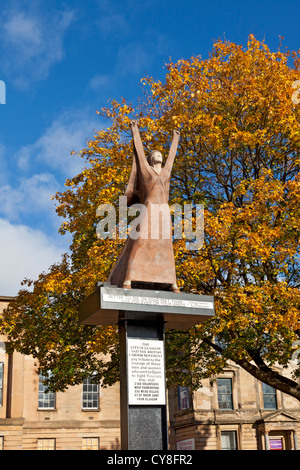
[221,431,237,450]
[37,438,55,450]
[38,373,56,409]
[214,336,227,354]
[82,437,99,450]
[217,378,233,410]
[262,383,277,409]
[0,363,3,406]
[178,386,190,411]
[82,377,99,410]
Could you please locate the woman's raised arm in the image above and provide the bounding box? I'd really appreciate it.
[164,129,180,174]
[130,120,148,170]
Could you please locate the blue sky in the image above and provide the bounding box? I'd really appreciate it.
[1,0,300,295]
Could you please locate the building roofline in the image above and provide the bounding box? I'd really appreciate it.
[0,295,15,302]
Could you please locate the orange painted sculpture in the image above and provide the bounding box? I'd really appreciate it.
[107,121,180,292]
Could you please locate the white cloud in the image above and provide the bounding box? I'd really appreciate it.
[89,74,112,92]
[0,7,75,87]
[0,173,59,222]
[0,218,67,296]
[3,11,43,52]
[16,109,100,177]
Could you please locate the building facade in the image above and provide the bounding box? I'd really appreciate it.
[0,296,120,450]
[0,295,299,450]
[168,365,300,450]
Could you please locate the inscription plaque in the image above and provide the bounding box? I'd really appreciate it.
[127,338,165,405]
[103,292,213,310]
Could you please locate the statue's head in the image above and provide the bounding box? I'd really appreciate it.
[148,150,163,166]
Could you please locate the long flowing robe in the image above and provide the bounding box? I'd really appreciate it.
[107,124,180,291]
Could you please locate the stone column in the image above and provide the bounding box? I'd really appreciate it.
[264,430,270,450]
[119,315,168,450]
[293,430,299,450]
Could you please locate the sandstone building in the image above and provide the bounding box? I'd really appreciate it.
[169,370,300,450]
[0,295,299,450]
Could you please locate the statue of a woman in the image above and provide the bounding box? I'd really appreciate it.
[107,121,180,293]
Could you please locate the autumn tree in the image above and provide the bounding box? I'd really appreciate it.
[1,35,300,400]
